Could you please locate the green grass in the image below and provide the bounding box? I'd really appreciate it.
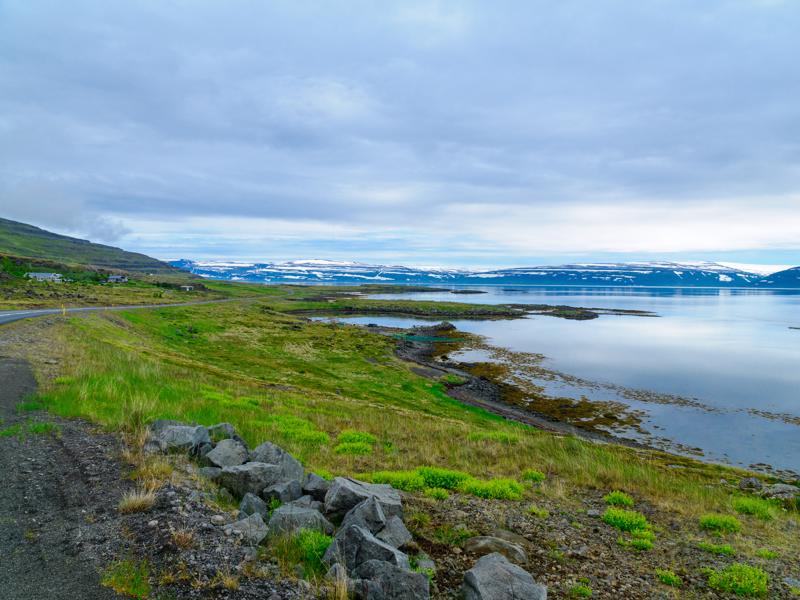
[270,528,332,578]
[101,558,151,599]
[602,508,649,533]
[755,548,777,559]
[655,569,682,587]
[16,401,44,413]
[468,431,520,444]
[423,487,449,501]
[459,478,524,500]
[706,563,769,596]
[370,470,427,491]
[336,430,377,444]
[699,513,742,535]
[0,424,23,438]
[618,529,655,551]
[698,541,735,556]
[417,466,472,490]
[333,441,373,455]
[527,504,549,518]
[27,421,61,436]
[603,490,634,507]
[521,469,546,483]
[732,496,775,521]
[569,583,593,598]
[432,524,476,546]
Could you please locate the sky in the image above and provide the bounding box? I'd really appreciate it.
[1,1,799,268]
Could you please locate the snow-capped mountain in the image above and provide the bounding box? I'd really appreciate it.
[170,259,800,287]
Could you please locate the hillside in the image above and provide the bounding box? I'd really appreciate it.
[756,266,800,287]
[0,217,177,274]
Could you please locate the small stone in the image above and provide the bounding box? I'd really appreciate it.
[211,515,226,526]
[464,536,528,565]
[148,520,159,527]
[587,509,601,518]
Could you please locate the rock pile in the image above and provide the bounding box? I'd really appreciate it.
[146,420,548,600]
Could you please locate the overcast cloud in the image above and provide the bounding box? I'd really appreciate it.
[1,0,799,266]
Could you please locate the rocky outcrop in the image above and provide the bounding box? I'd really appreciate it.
[462,553,546,600]
[268,504,334,536]
[324,524,411,573]
[145,420,429,599]
[204,438,248,468]
[464,536,528,565]
[325,477,403,520]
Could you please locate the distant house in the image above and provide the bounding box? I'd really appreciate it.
[107,275,129,283]
[180,285,194,292]
[25,272,63,283]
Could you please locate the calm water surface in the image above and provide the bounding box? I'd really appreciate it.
[341,287,800,474]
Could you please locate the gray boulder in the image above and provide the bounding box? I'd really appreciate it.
[762,483,799,501]
[240,492,269,518]
[324,477,403,520]
[250,441,304,482]
[208,422,238,441]
[263,480,303,503]
[205,438,249,468]
[462,553,546,600]
[341,497,387,534]
[288,495,325,513]
[268,504,334,536]
[304,473,332,501]
[738,477,763,491]
[198,466,222,481]
[324,524,410,574]
[376,516,413,549]
[218,462,283,498]
[146,423,210,454]
[464,536,527,565]
[224,513,268,546]
[353,560,429,600]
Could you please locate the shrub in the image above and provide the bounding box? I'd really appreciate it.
[603,490,634,507]
[459,478,524,500]
[699,513,741,535]
[101,559,151,599]
[569,583,592,598]
[655,569,682,587]
[417,467,472,490]
[527,504,549,518]
[333,441,372,455]
[732,496,775,521]
[272,529,333,578]
[698,541,735,556]
[370,470,427,492]
[521,469,546,483]
[337,430,377,445]
[602,508,649,533]
[424,487,449,501]
[706,563,768,596]
[468,431,519,444]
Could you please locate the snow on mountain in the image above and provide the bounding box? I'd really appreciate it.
[171,259,799,287]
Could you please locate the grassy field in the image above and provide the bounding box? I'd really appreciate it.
[30,297,787,519]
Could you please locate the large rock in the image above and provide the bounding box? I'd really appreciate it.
[205,438,249,468]
[218,462,283,498]
[289,495,325,513]
[240,492,269,519]
[324,477,403,520]
[198,466,222,481]
[464,537,527,565]
[263,480,303,503]
[353,560,430,600]
[376,516,413,549]
[250,441,304,482]
[324,524,410,574]
[208,422,238,441]
[462,553,546,600]
[224,513,268,546]
[145,423,210,454]
[268,504,334,536]
[304,473,332,501]
[341,497,387,534]
[762,483,799,501]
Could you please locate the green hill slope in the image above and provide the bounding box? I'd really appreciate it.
[0,217,176,274]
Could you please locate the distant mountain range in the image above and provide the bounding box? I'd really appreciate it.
[171,259,800,288]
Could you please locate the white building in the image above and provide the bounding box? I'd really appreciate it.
[25,272,63,282]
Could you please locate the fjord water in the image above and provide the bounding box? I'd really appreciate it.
[360,287,800,475]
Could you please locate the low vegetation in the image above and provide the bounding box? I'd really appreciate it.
[603,490,634,507]
[699,513,742,535]
[271,528,333,578]
[706,563,769,596]
[698,541,735,556]
[101,558,151,599]
[732,496,775,521]
[655,568,682,587]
